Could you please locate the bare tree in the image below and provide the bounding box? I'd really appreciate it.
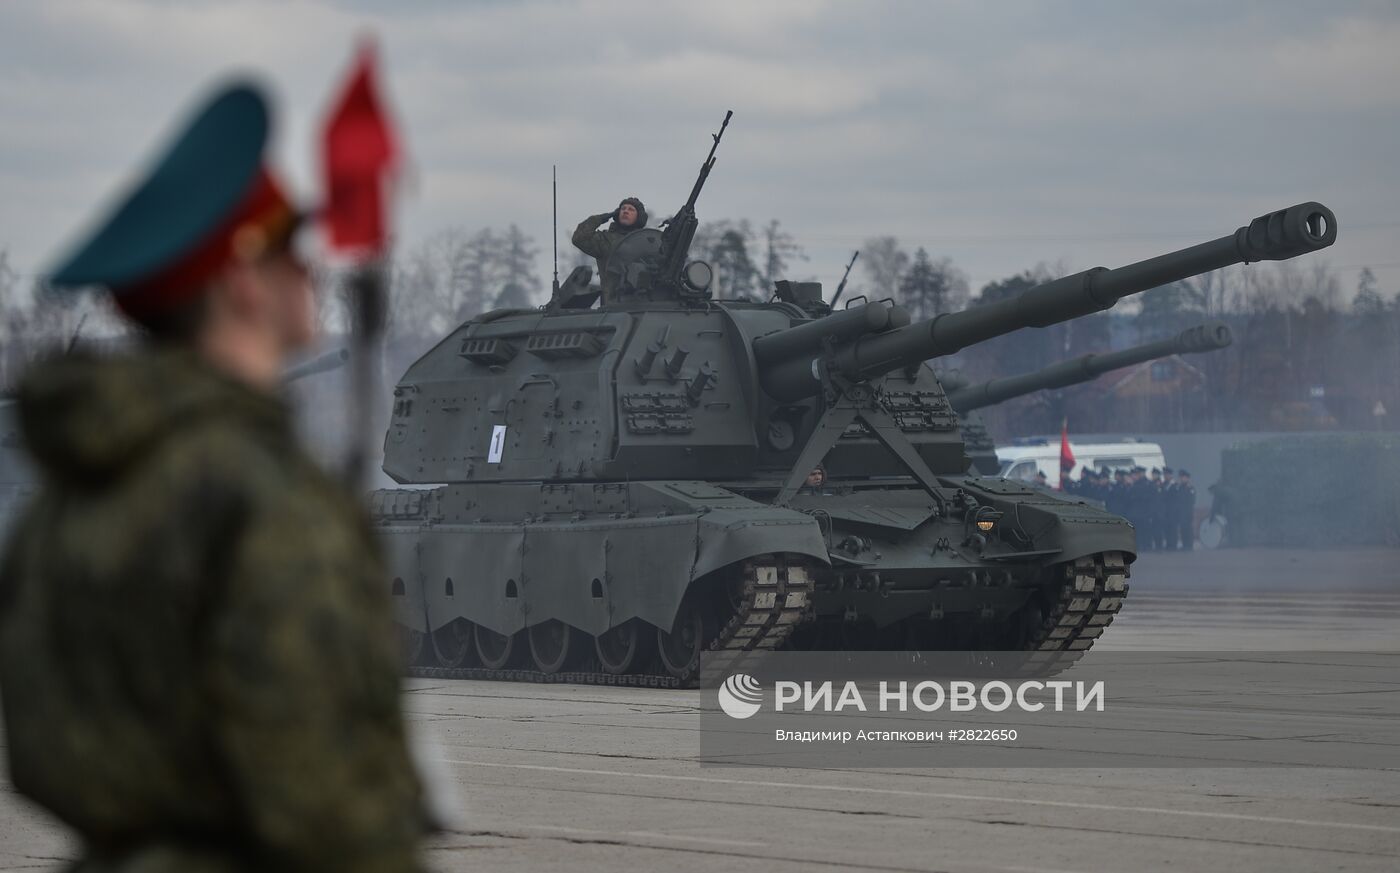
[386,239,451,342]
[860,236,909,302]
[384,225,537,345]
[759,219,807,290]
[1353,267,1384,315]
[897,248,969,320]
[1244,259,1340,313]
[1175,265,1245,316]
[453,228,505,320]
[498,224,541,304]
[693,220,759,299]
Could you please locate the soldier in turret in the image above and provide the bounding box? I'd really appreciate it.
[572,196,648,303]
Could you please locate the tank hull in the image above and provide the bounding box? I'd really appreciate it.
[373,477,1134,685]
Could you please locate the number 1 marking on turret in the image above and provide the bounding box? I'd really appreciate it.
[488,425,507,463]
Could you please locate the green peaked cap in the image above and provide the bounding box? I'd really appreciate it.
[47,82,271,293]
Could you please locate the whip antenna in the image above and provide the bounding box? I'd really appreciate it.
[552,164,559,295]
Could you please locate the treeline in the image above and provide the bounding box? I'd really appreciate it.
[362,219,810,377]
[956,261,1400,436]
[5,226,1399,438]
[372,218,810,336]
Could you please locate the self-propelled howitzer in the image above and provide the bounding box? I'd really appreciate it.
[946,321,1233,414]
[941,322,1233,474]
[373,197,1335,687]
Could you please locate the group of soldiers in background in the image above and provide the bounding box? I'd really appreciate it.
[1065,466,1198,551]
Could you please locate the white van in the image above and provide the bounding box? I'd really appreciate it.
[995,439,1166,484]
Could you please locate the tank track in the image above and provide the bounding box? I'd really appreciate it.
[403,551,1127,687]
[405,554,816,689]
[1014,550,1129,675]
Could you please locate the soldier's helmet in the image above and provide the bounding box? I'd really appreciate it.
[616,197,648,229]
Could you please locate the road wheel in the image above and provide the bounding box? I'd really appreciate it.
[431,619,474,668]
[475,626,518,670]
[528,620,581,674]
[657,600,710,679]
[400,628,426,666]
[595,619,649,675]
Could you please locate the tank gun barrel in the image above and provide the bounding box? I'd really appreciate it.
[283,347,349,384]
[946,321,1232,412]
[937,372,970,393]
[752,300,910,367]
[759,202,1334,401]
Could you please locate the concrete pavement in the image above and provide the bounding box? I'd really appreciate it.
[3,547,1398,872]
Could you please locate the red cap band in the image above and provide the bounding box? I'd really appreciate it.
[115,168,294,321]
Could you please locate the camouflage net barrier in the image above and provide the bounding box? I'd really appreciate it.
[1219,433,1400,547]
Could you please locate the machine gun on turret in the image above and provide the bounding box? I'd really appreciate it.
[829,250,860,307]
[760,202,1335,502]
[591,112,733,303]
[653,110,731,299]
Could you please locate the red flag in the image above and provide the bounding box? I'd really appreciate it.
[322,40,399,256]
[1059,418,1076,490]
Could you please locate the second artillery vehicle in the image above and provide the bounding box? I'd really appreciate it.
[942,322,1234,475]
[371,115,1336,685]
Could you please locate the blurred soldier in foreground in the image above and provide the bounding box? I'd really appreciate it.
[0,82,426,872]
[572,196,648,303]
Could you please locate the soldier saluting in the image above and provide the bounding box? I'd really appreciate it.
[0,79,427,872]
[572,196,648,303]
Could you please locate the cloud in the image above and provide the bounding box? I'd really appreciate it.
[0,0,1396,300]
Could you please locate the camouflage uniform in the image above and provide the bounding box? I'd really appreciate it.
[0,349,426,873]
[571,200,647,303]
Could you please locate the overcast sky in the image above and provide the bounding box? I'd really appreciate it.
[1,0,1397,303]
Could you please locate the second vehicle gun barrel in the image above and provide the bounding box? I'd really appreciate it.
[759,201,1334,401]
[946,321,1233,413]
[282,347,349,384]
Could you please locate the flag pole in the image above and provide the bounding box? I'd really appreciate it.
[321,39,399,495]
